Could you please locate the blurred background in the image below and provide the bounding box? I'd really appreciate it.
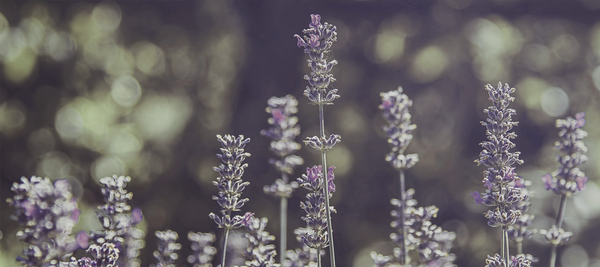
[1,1,600,267]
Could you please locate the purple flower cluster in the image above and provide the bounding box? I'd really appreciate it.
[380,87,419,170]
[283,229,320,267]
[90,175,144,267]
[209,135,252,229]
[372,189,456,267]
[187,232,217,267]
[241,217,281,267]
[472,82,525,228]
[294,14,339,105]
[261,95,304,176]
[74,243,121,267]
[151,230,182,267]
[542,113,588,195]
[296,166,336,250]
[7,176,88,266]
[484,254,532,267]
[261,95,303,198]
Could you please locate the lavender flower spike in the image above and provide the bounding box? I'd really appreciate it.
[474,82,525,266]
[8,176,87,266]
[209,134,252,267]
[241,216,281,267]
[294,14,339,105]
[375,87,422,266]
[261,95,303,265]
[187,232,217,267]
[297,165,336,253]
[151,230,182,267]
[295,14,340,267]
[380,86,419,170]
[541,112,588,267]
[90,175,144,267]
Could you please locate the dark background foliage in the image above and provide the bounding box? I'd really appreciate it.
[1,1,599,267]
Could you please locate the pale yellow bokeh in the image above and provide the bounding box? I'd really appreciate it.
[409,45,448,83]
[134,95,192,144]
[111,75,142,107]
[3,47,36,83]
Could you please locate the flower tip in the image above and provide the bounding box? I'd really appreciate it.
[76,231,90,249]
[470,191,484,205]
[132,207,144,224]
[241,212,255,227]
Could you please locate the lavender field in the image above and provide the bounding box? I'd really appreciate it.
[1,1,599,267]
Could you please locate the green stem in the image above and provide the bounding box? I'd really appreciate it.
[517,241,522,255]
[280,173,289,265]
[555,194,567,228]
[399,169,408,265]
[501,228,510,267]
[318,102,336,267]
[549,194,568,267]
[222,227,230,267]
[550,245,558,267]
[317,248,322,267]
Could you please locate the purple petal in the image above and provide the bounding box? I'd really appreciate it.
[542,174,554,190]
[76,231,90,249]
[576,176,588,191]
[294,34,307,48]
[470,191,484,205]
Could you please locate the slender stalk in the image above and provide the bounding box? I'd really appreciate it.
[555,194,567,228]
[319,102,336,267]
[222,227,230,267]
[399,169,408,265]
[549,194,568,267]
[517,241,523,255]
[317,249,322,267]
[550,245,558,267]
[501,228,509,267]
[280,173,289,265]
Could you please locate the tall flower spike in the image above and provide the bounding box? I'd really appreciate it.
[8,176,87,266]
[294,14,339,105]
[209,134,252,267]
[295,14,340,267]
[284,228,320,267]
[372,189,456,267]
[261,95,304,265]
[151,230,181,267]
[380,86,419,170]
[187,232,217,267]
[473,82,525,266]
[297,166,336,251]
[241,217,281,267]
[541,112,588,267]
[90,175,144,267]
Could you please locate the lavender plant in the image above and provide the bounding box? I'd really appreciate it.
[240,216,281,267]
[371,87,455,267]
[471,82,530,267]
[295,165,336,267]
[209,134,254,267]
[90,175,144,267]
[261,95,304,264]
[283,228,320,267]
[187,232,217,267]
[7,176,88,267]
[151,230,181,267]
[294,14,340,267]
[75,242,121,267]
[540,112,588,267]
